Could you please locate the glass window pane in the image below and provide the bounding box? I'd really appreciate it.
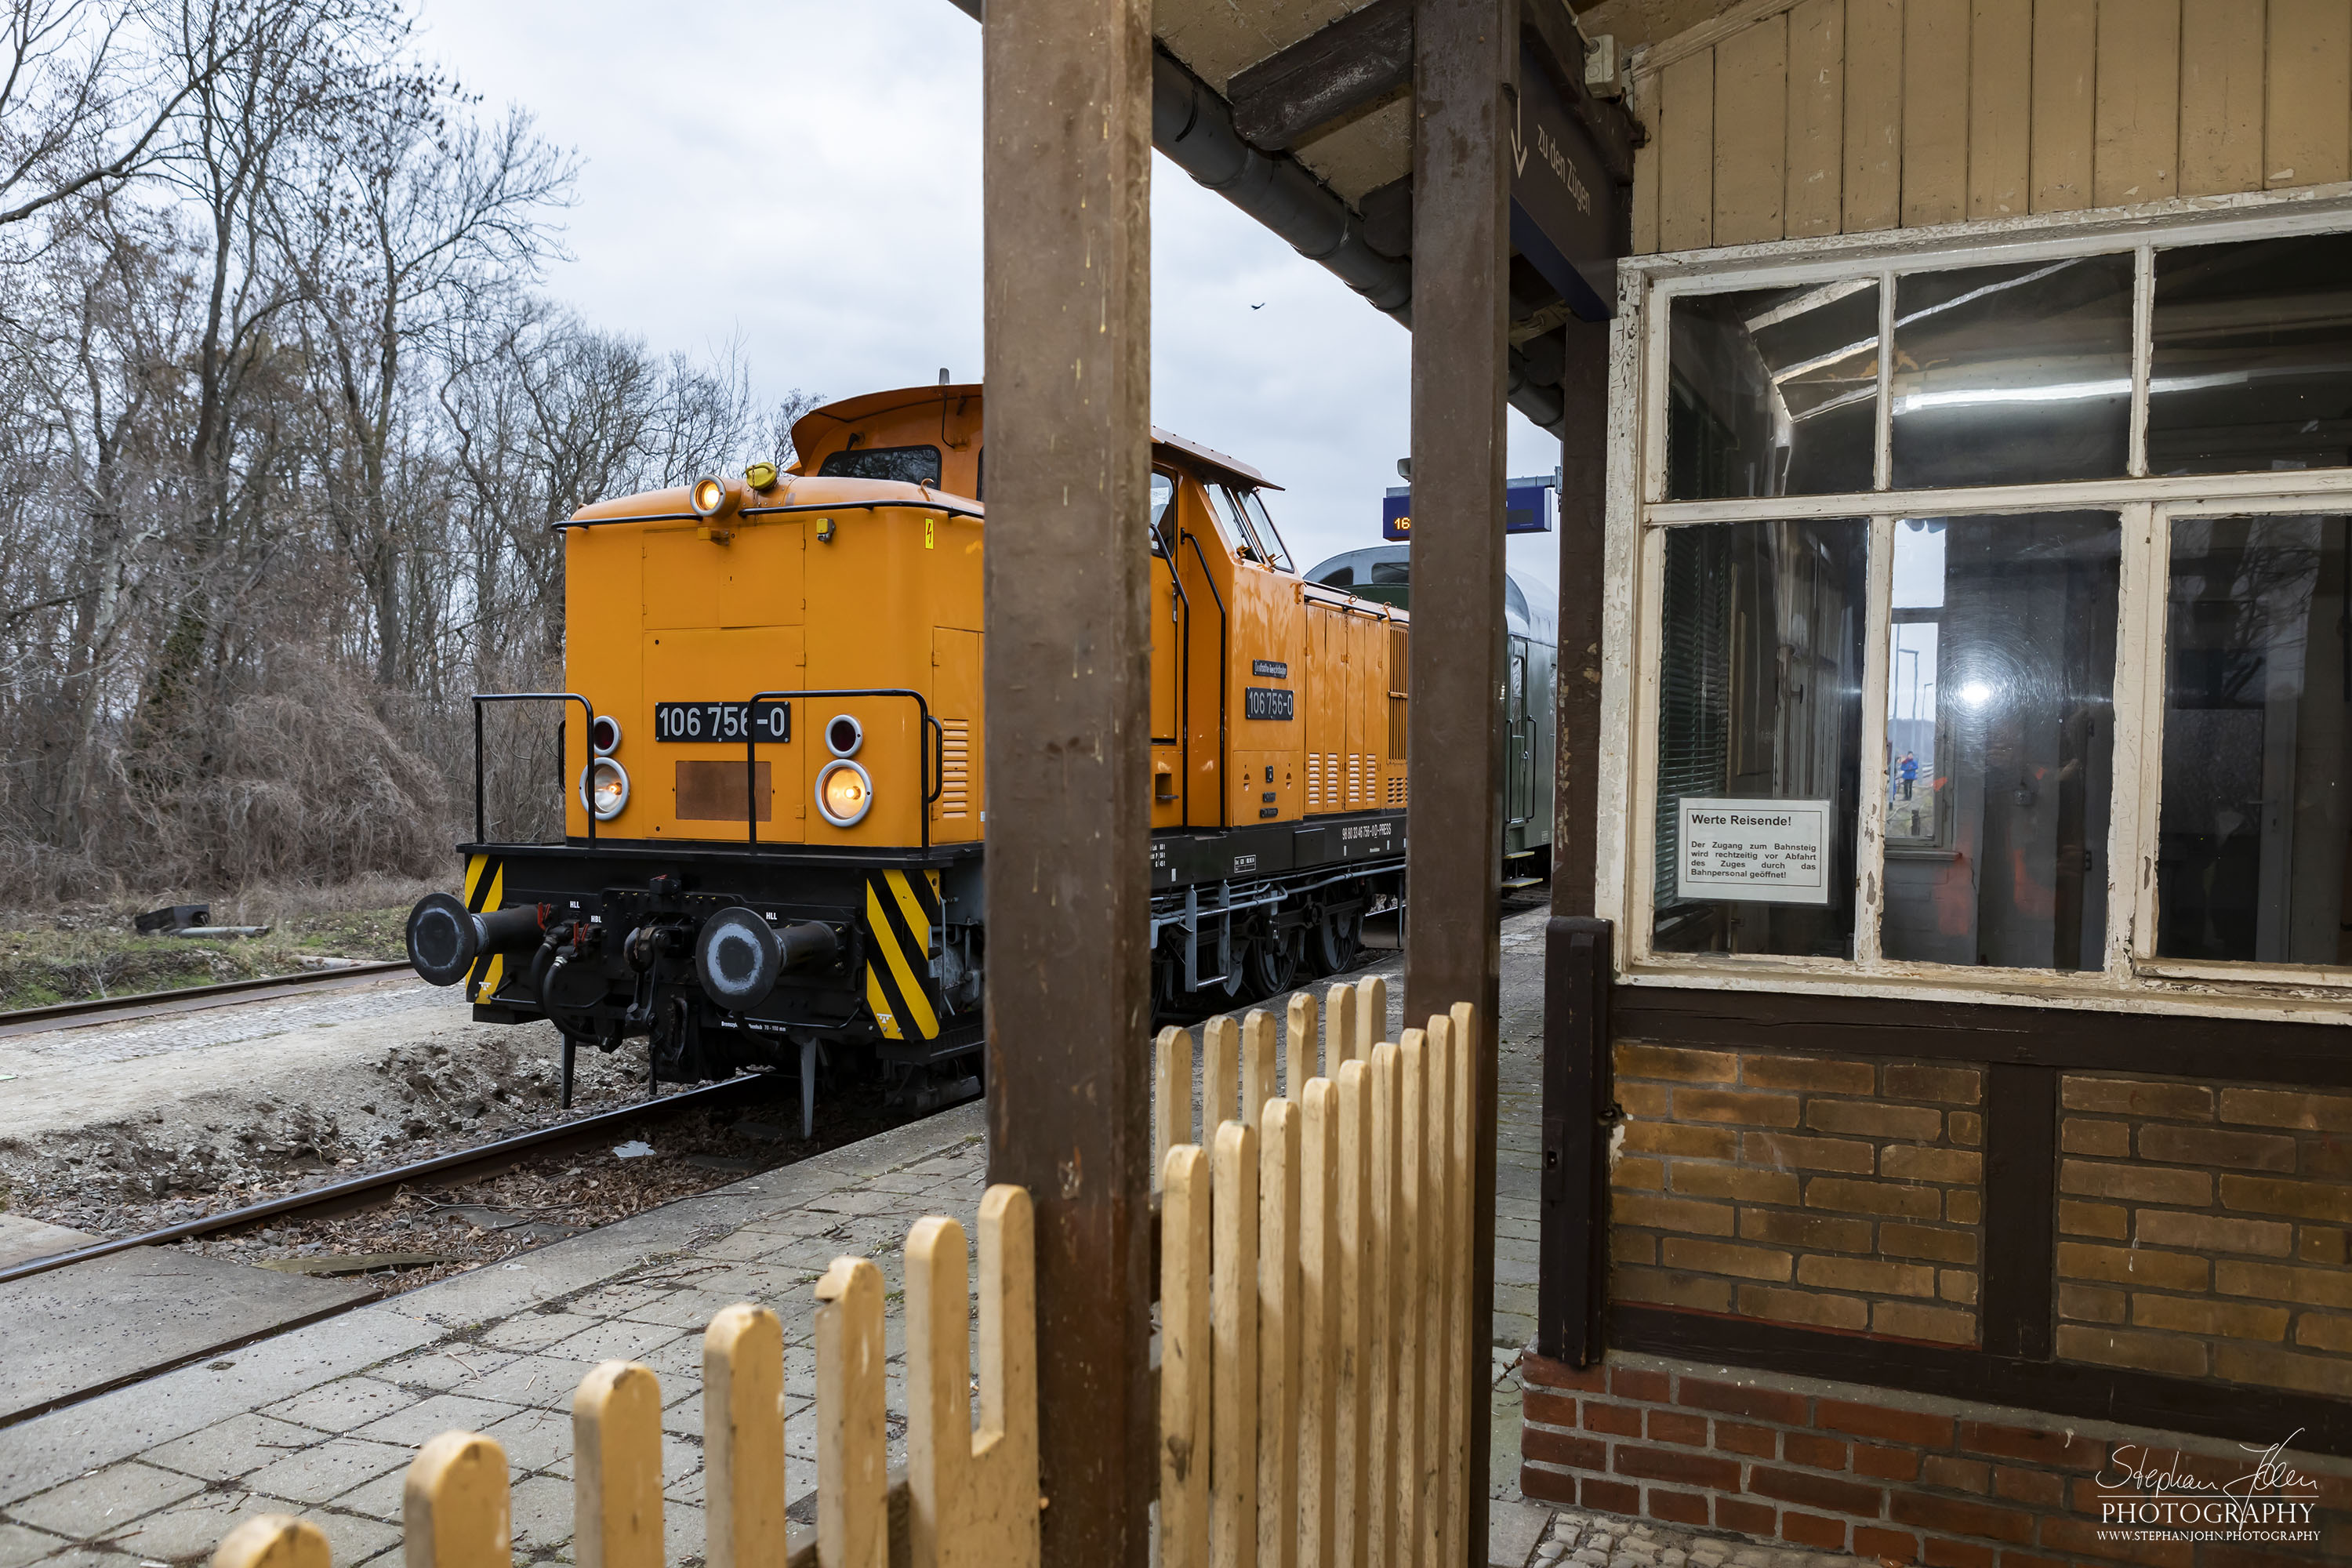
[1149,472,1175,554]
[2156,514,2352,965]
[1242,490,1294,572]
[1889,256,2133,490]
[1668,281,1879,499]
[1878,514,2120,971]
[2149,234,2352,475]
[1653,518,1867,958]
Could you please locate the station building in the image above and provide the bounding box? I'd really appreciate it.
[1526,2,2352,1559]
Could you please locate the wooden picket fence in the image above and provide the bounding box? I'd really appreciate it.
[1154,978,1480,1568]
[209,975,1480,1568]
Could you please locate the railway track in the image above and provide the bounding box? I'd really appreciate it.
[0,1069,784,1287]
[0,958,417,1040]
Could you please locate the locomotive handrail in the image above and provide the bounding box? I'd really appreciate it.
[742,688,933,853]
[1179,528,1229,829]
[550,499,985,532]
[470,692,597,846]
[925,713,946,807]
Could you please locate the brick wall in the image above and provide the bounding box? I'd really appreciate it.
[2056,1076,2352,1399]
[1522,1349,2352,1566]
[1611,1043,1984,1344]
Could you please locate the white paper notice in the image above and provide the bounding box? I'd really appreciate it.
[1675,797,1834,906]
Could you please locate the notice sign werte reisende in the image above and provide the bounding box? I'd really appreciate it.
[1675,797,1834,906]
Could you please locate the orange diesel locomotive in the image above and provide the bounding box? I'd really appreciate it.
[404,384,1408,1113]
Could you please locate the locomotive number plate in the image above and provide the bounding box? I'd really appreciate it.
[653,702,791,742]
[1243,686,1294,720]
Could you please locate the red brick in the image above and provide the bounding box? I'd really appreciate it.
[1855,1444,1919,1481]
[1888,1491,2035,1543]
[1648,1487,1710,1526]
[1679,1377,1809,1425]
[1520,1353,1605,1392]
[1750,1465,1884,1518]
[1923,1541,1997,1568]
[1991,1465,2064,1507]
[1646,1409,1707,1446]
[1610,1364,1671,1403]
[1784,1432,1849,1471]
[1719,1421,1777,1457]
[1994,1555,2070,1568]
[1783,1512,1849,1549]
[2036,1513,2194,1566]
[1956,1420,2103,1469]
[1584,1401,1640,1436]
[1523,1426,1605,1472]
[1856,1526,1922,1564]
[1819,1399,1955,1449]
[1520,1461,1576,1507]
[1614,1443,1742,1490]
[1921,1454,1991,1493]
[1523,1387,1577,1428]
[1581,1475,1639,1514]
[1715,1496,1775,1535]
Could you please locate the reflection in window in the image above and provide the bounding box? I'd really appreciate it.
[817,445,944,486]
[1668,281,1879,499]
[1149,472,1175,554]
[2157,516,2352,964]
[1890,256,2133,490]
[1878,515,2119,971]
[2150,234,2352,475]
[1240,489,1295,572]
[1653,519,1866,958]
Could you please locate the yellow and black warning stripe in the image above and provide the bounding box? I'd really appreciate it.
[862,868,942,1041]
[461,853,506,1003]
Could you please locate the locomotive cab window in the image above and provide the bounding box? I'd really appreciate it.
[1149,470,1176,555]
[1619,208,2352,1003]
[818,444,942,486]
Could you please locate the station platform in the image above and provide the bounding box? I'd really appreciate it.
[0,908,1586,1568]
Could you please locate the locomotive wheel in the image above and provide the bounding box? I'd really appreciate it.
[1245,927,1302,998]
[1312,906,1364,976]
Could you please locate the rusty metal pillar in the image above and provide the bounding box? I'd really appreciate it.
[980,2,1156,1564]
[1406,0,1513,1553]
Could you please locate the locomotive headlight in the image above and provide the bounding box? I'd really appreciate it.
[579,757,630,820]
[815,759,873,826]
[691,474,739,518]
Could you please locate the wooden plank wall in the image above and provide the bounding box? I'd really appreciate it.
[1630,0,2352,252]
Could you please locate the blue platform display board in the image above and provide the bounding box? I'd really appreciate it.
[1383,481,1555,542]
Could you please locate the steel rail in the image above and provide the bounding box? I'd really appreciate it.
[0,1073,782,1287]
[0,960,416,1038]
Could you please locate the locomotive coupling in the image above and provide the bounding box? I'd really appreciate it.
[694,906,840,1012]
[406,895,550,987]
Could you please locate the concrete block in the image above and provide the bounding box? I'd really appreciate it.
[238,1436,410,1506]
[0,1521,71,1568]
[0,1251,372,1425]
[544,1318,683,1369]
[7,1462,205,1538]
[141,1412,323,1481]
[0,1218,100,1271]
[351,1391,520,1447]
[259,1377,415,1434]
[1490,1497,1554,1567]
[507,1472,575,1548]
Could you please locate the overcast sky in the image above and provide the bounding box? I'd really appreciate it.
[413,0,1564,601]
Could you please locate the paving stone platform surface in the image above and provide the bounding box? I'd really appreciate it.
[0,906,1563,1568]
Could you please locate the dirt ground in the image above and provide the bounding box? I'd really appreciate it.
[0,970,951,1290]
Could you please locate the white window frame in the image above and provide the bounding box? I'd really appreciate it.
[1598,187,2352,1022]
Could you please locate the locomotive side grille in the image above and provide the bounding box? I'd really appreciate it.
[1307,751,1321,809]
[938,720,971,818]
[1388,624,1410,760]
[1388,775,1406,808]
[1347,753,1360,805]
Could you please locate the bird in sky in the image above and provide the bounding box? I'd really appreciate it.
[1250,302,1265,310]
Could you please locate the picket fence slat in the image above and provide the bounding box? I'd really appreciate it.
[212,1514,331,1568]
[214,982,1479,1568]
[575,1362,663,1568]
[1153,982,1482,1568]
[1163,1143,1213,1568]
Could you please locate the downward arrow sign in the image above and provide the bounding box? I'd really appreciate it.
[1511,93,1528,176]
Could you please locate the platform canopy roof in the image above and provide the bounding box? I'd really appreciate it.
[944,0,1640,436]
